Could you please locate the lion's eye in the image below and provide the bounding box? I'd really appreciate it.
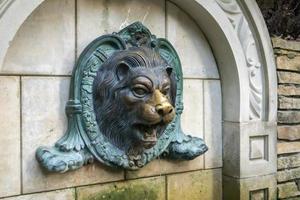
[161,86,170,95]
[132,85,149,97]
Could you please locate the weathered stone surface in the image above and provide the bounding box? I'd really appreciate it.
[278,71,300,84]
[181,79,203,138]
[0,76,20,198]
[278,154,300,170]
[77,177,165,200]
[166,2,219,79]
[204,80,222,169]
[278,168,300,182]
[272,37,300,52]
[77,0,165,54]
[278,125,300,141]
[22,77,124,193]
[167,169,222,200]
[223,122,277,178]
[2,0,75,75]
[279,96,300,109]
[277,182,300,199]
[278,111,300,124]
[278,142,300,155]
[277,55,300,72]
[125,156,203,179]
[223,174,277,200]
[281,197,300,200]
[1,189,75,200]
[250,189,268,200]
[278,84,300,96]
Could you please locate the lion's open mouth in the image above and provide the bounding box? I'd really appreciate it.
[133,122,165,148]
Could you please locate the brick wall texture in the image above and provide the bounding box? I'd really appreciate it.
[273,38,300,199]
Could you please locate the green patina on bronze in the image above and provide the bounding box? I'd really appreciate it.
[36,22,208,172]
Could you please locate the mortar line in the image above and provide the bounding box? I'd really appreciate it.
[165,175,168,200]
[74,187,78,200]
[277,68,300,74]
[0,74,72,78]
[19,76,23,194]
[183,77,220,80]
[165,0,168,39]
[202,80,206,169]
[75,0,78,59]
[164,175,168,200]
[0,187,76,200]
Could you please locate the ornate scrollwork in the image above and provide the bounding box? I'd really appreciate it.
[216,0,263,120]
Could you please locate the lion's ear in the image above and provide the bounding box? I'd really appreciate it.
[166,66,173,77]
[116,62,130,81]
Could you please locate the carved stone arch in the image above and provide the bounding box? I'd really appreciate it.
[0,0,45,69]
[168,0,277,199]
[0,0,277,199]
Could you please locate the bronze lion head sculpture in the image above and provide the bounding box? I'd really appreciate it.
[36,22,207,172]
[93,47,176,157]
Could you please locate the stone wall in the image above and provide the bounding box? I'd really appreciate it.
[274,38,300,199]
[0,0,222,199]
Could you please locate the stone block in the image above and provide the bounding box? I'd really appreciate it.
[125,156,203,179]
[278,141,300,155]
[279,96,300,109]
[203,80,222,169]
[280,197,300,200]
[278,85,300,96]
[223,174,277,200]
[272,37,300,52]
[278,154,300,170]
[223,122,240,177]
[21,77,124,193]
[77,176,165,200]
[277,55,300,72]
[278,168,300,183]
[0,76,20,198]
[278,111,300,124]
[278,71,300,84]
[223,122,277,178]
[181,79,204,138]
[278,181,300,199]
[166,2,219,79]
[167,169,222,200]
[2,0,75,75]
[278,125,300,141]
[77,0,165,55]
[1,189,75,200]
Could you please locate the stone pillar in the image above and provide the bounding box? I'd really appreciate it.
[223,122,277,199]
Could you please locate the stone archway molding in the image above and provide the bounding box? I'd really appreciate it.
[0,0,44,71]
[0,0,277,199]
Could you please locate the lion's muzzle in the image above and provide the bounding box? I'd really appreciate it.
[153,90,175,124]
[139,89,175,125]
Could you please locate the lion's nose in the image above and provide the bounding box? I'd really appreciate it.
[156,103,174,116]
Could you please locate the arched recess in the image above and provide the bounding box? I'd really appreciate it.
[0,0,277,199]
